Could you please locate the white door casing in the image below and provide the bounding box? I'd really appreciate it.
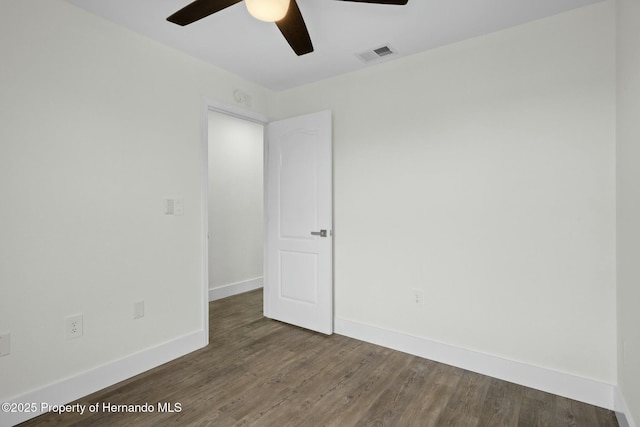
[264,110,333,335]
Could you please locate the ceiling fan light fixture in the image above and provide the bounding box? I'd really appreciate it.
[245,0,290,22]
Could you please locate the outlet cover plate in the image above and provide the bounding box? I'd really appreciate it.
[134,300,145,319]
[412,289,424,306]
[0,333,10,357]
[65,314,83,340]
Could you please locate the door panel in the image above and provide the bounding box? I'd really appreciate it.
[280,251,318,304]
[264,110,332,335]
[279,133,318,238]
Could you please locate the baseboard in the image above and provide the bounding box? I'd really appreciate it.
[209,277,263,301]
[335,317,615,411]
[615,386,637,427]
[1,330,207,427]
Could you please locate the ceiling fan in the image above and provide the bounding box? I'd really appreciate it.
[167,0,409,56]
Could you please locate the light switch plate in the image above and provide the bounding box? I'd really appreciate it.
[164,198,183,216]
[173,199,184,216]
[164,198,175,215]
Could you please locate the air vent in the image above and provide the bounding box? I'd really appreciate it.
[357,45,397,63]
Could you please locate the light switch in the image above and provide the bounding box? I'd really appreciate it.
[173,199,184,216]
[164,199,175,215]
[164,198,183,216]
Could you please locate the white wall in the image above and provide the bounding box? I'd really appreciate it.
[616,0,640,424]
[0,0,272,412]
[275,1,616,384]
[0,0,626,423]
[208,112,263,292]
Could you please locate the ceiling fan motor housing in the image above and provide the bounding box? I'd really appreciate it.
[245,0,290,22]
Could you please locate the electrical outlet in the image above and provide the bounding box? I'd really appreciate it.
[412,289,424,306]
[0,333,11,357]
[134,300,145,319]
[65,314,83,340]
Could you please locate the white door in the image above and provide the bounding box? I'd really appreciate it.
[264,110,333,335]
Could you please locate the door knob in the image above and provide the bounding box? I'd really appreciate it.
[311,230,328,237]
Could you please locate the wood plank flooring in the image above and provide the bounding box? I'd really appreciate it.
[19,289,618,427]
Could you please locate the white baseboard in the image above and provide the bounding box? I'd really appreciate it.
[209,277,263,301]
[335,317,615,411]
[615,386,637,427]
[1,330,207,427]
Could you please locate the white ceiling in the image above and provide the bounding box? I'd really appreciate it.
[66,0,603,91]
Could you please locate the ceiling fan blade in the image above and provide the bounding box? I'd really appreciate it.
[336,0,408,4]
[276,0,314,56]
[167,0,242,26]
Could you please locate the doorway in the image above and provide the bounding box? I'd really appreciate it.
[201,101,333,337]
[206,107,267,302]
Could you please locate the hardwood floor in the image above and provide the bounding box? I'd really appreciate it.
[19,289,618,427]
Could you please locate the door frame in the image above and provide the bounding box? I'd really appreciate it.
[200,98,270,343]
